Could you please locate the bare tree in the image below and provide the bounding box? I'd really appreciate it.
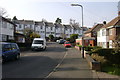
[0,7,8,17]
[69,19,80,27]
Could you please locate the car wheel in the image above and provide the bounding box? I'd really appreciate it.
[15,54,20,60]
[2,59,6,64]
[43,47,46,50]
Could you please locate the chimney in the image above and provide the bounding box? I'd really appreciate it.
[103,21,106,25]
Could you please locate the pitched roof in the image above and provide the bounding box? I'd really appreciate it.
[63,25,73,29]
[18,20,34,24]
[82,27,89,31]
[72,25,81,30]
[54,23,64,28]
[35,21,44,26]
[2,16,16,26]
[45,22,54,27]
[85,24,103,34]
[102,16,120,28]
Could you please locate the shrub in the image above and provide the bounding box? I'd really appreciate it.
[91,48,120,67]
[91,53,107,65]
[70,34,78,43]
[92,46,102,50]
[84,46,93,51]
[66,38,70,41]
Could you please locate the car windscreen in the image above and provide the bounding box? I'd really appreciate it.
[33,40,44,44]
[65,42,70,44]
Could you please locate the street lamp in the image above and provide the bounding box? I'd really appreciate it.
[71,4,84,58]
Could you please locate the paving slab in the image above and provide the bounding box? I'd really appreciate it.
[47,48,95,79]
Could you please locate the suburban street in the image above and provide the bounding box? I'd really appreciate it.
[2,42,94,79]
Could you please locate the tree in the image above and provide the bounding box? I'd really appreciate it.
[69,19,80,27]
[23,28,40,43]
[0,7,8,17]
[70,34,78,43]
[55,18,62,24]
[49,34,54,41]
[13,16,18,20]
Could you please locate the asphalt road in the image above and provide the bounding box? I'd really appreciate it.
[2,42,67,79]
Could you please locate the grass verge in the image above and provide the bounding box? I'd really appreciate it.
[102,66,120,76]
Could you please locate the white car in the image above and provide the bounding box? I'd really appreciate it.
[56,40,60,43]
[31,38,46,50]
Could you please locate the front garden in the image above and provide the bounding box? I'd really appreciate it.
[75,45,120,76]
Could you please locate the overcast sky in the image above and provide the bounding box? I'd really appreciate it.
[0,0,119,27]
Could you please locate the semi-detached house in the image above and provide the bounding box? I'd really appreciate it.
[0,16,16,41]
[97,16,120,48]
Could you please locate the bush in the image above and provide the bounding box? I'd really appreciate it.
[66,38,70,41]
[84,46,93,51]
[70,34,78,43]
[91,48,120,67]
[92,46,102,50]
[76,45,82,47]
[91,53,107,65]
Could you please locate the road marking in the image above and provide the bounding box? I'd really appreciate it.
[43,51,68,80]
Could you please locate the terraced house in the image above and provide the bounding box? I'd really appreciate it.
[14,19,87,39]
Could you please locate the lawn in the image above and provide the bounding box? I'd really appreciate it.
[102,66,120,76]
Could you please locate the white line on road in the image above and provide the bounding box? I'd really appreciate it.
[43,51,68,80]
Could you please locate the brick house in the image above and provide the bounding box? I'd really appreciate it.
[97,16,120,48]
[78,24,103,46]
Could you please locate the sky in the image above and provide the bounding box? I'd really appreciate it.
[0,0,119,27]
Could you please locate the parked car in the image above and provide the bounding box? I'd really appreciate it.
[0,42,20,63]
[56,40,60,43]
[31,38,46,50]
[59,39,66,44]
[64,41,72,47]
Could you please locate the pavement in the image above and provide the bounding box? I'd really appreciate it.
[46,48,93,78]
[45,47,120,80]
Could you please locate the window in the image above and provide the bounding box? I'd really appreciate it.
[3,44,11,51]
[70,29,71,32]
[2,35,7,41]
[97,31,100,37]
[102,29,106,36]
[41,26,43,29]
[11,44,17,50]
[51,27,53,30]
[19,25,22,28]
[30,25,32,29]
[33,40,43,44]
[2,21,7,28]
[109,29,112,35]
[41,31,44,33]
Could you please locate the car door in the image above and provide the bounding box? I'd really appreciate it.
[2,44,13,60]
[11,44,19,58]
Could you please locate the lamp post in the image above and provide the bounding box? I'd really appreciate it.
[71,4,84,58]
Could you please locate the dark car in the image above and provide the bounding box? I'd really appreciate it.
[59,39,66,44]
[0,42,20,63]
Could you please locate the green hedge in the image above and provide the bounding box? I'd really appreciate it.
[91,48,120,67]
[84,46,93,51]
